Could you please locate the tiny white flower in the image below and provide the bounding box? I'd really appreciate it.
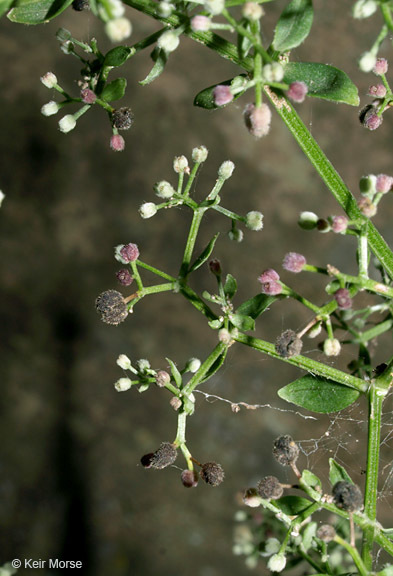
[267,553,286,573]
[114,377,132,391]
[0,190,5,207]
[228,229,243,242]
[139,202,157,219]
[359,51,377,73]
[40,72,57,88]
[218,160,235,180]
[192,145,208,163]
[204,0,224,15]
[58,114,76,133]
[105,17,132,43]
[186,357,201,373]
[353,0,378,19]
[264,538,281,556]
[173,155,189,173]
[116,354,132,370]
[323,338,341,357]
[263,62,285,83]
[245,211,263,231]
[242,2,264,21]
[157,1,173,17]
[157,30,180,53]
[41,101,60,117]
[154,180,176,199]
[98,0,125,19]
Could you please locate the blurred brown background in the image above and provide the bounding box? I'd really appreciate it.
[1,1,393,574]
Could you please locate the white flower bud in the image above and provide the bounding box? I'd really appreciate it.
[41,101,60,117]
[353,0,377,19]
[263,62,284,83]
[218,328,231,344]
[265,538,281,555]
[243,488,261,508]
[99,0,125,19]
[105,17,132,43]
[58,114,76,133]
[173,155,189,173]
[228,229,243,242]
[154,180,176,199]
[40,72,57,89]
[245,211,263,231]
[136,358,151,372]
[157,30,180,53]
[192,145,208,163]
[298,211,318,230]
[116,354,132,370]
[307,322,322,338]
[242,2,264,20]
[218,160,235,180]
[114,377,132,391]
[139,202,157,219]
[204,0,224,15]
[359,174,377,196]
[0,190,5,207]
[157,1,173,17]
[186,357,201,373]
[323,338,341,357]
[359,51,377,73]
[267,553,286,573]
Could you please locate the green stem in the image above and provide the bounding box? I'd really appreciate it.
[334,534,368,576]
[136,259,177,281]
[179,208,206,279]
[362,384,385,569]
[381,4,393,32]
[179,284,218,321]
[182,341,227,396]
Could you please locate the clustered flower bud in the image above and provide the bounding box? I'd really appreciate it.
[142,442,178,469]
[258,269,282,296]
[316,524,336,542]
[181,469,199,488]
[190,15,211,32]
[243,103,271,138]
[257,476,283,500]
[245,211,263,231]
[58,114,76,133]
[272,435,299,466]
[358,196,377,217]
[119,243,139,263]
[200,462,225,486]
[105,18,132,43]
[112,107,134,131]
[139,202,157,219]
[332,481,363,512]
[157,1,173,17]
[282,252,306,273]
[330,215,348,233]
[359,51,377,73]
[287,81,308,103]
[353,0,377,19]
[228,229,243,242]
[204,0,224,15]
[373,58,388,76]
[323,337,341,357]
[218,160,235,180]
[116,269,133,286]
[157,30,180,53]
[213,85,234,107]
[242,1,264,20]
[359,104,383,131]
[155,370,171,387]
[114,377,132,391]
[186,357,201,373]
[95,289,128,325]
[40,72,58,88]
[154,180,176,199]
[334,288,352,309]
[263,62,284,83]
[110,134,125,152]
[80,88,96,104]
[192,145,209,163]
[368,84,387,98]
[267,553,286,573]
[275,329,303,358]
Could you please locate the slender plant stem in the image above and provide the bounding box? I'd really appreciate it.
[182,341,227,396]
[334,534,368,576]
[179,208,206,278]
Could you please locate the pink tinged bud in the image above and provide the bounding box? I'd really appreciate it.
[363,111,383,131]
[181,469,199,488]
[243,103,271,138]
[287,81,308,103]
[373,58,388,76]
[282,252,306,273]
[40,72,57,88]
[120,243,139,262]
[213,85,234,107]
[110,134,125,152]
[368,84,387,98]
[258,269,282,296]
[209,258,222,276]
[330,215,348,233]
[258,268,280,283]
[116,269,133,286]
[334,288,352,309]
[81,88,96,104]
[358,196,377,217]
[190,15,211,31]
[376,174,393,193]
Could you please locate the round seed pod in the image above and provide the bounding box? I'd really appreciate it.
[272,435,299,466]
[257,476,283,500]
[150,442,178,469]
[200,462,225,486]
[317,524,336,542]
[112,107,134,130]
[332,481,363,512]
[95,290,128,325]
[275,330,303,358]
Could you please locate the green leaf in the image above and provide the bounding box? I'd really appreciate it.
[301,469,322,490]
[237,19,254,59]
[274,495,313,515]
[278,375,360,414]
[329,458,354,487]
[272,0,313,52]
[100,78,127,102]
[103,46,133,67]
[283,62,359,106]
[236,293,280,320]
[229,313,255,331]
[302,522,317,552]
[189,233,219,274]
[381,529,393,541]
[224,274,237,300]
[194,75,247,110]
[208,319,223,330]
[199,348,228,384]
[140,48,167,86]
[7,0,72,24]
[165,357,182,388]
[0,0,14,17]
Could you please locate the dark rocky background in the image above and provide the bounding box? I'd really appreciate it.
[1,1,393,574]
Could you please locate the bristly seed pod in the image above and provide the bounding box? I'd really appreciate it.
[317,524,336,542]
[275,329,303,358]
[200,462,225,486]
[332,481,363,512]
[272,435,299,466]
[95,290,128,325]
[112,107,134,131]
[257,476,283,500]
[145,442,178,470]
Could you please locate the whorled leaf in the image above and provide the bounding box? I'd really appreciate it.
[224,274,237,300]
[189,233,219,274]
[104,46,133,67]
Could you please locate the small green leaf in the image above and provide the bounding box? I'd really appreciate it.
[199,348,228,383]
[138,383,150,393]
[0,0,14,17]
[140,48,167,86]
[301,469,322,490]
[302,522,317,552]
[104,46,133,67]
[229,313,255,331]
[165,357,182,388]
[329,458,354,487]
[7,0,72,23]
[273,0,313,52]
[283,62,359,106]
[237,19,254,59]
[100,78,127,102]
[189,233,219,274]
[224,274,237,300]
[278,375,360,414]
[274,495,313,515]
[236,293,280,319]
[208,319,223,330]
[381,529,393,541]
[194,75,247,110]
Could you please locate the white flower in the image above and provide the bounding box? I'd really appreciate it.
[157,30,180,53]
[0,190,5,207]
[157,1,173,17]
[173,155,189,173]
[154,180,175,199]
[114,377,132,391]
[105,17,132,43]
[58,114,76,133]
[218,160,235,180]
[359,51,377,73]
[267,553,286,573]
[139,202,157,219]
[204,0,224,15]
[116,354,132,370]
[245,211,263,231]
[41,101,60,116]
[323,338,341,357]
[40,72,57,88]
[353,0,378,19]
[242,2,264,21]
[192,145,208,163]
[186,357,201,373]
[263,62,284,83]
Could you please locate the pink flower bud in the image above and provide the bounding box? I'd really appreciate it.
[110,134,125,152]
[190,15,211,31]
[330,215,348,233]
[373,58,388,76]
[362,111,383,131]
[334,288,352,309]
[282,252,306,273]
[116,269,133,286]
[376,174,393,193]
[120,243,139,262]
[287,81,308,103]
[258,269,282,295]
[358,196,377,217]
[81,88,96,104]
[243,103,271,138]
[213,85,233,107]
[367,84,387,98]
